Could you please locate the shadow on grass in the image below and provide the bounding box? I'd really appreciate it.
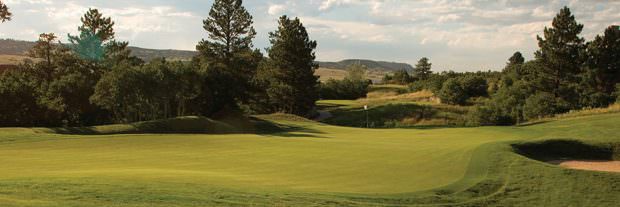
[322,103,440,128]
[512,139,618,162]
[44,116,327,138]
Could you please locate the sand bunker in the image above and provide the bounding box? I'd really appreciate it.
[549,160,620,173]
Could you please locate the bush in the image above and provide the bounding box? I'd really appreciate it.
[523,92,559,120]
[319,79,371,100]
[438,78,468,105]
[460,75,488,97]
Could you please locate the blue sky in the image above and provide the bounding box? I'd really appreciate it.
[0,0,618,71]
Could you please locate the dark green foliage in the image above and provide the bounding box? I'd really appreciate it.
[91,59,204,123]
[385,69,413,84]
[319,79,371,100]
[103,40,144,67]
[76,8,115,42]
[438,78,467,105]
[460,75,488,97]
[507,51,524,66]
[0,70,55,126]
[579,25,620,107]
[523,92,560,120]
[68,8,115,63]
[254,16,319,116]
[68,30,105,62]
[324,103,435,128]
[0,1,11,22]
[413,57,432,80]
[534,6,585,110]
[319,64,371,100]
[196,0,261,114]
[437,75,488,105]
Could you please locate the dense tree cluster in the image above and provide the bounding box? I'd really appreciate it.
[0,0,320,126]
[0,4,617,127]
[319,64,371,100]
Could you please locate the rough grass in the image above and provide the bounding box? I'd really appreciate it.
[0,113,619,206]
[522,103,620,125]
[318,86,470,128]
[315,68,388,83]
[0,55,36,65]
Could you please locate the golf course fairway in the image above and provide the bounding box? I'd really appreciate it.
[0,113,619,206]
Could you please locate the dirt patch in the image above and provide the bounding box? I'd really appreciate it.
[549,160,620,173]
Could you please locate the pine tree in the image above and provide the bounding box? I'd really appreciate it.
[580,25,620,107]
[413,57,432,80]
[261,15,319,115]
[507,52,525,66]
[77,8,115,42]
[0,0,11,23]
[196,0,261,114]
[29,33,60,68]
[68,9,116,62]
[534,6,585,109]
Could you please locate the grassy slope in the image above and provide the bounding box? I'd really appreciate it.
[319,86,470,127]
[0,114,618,206]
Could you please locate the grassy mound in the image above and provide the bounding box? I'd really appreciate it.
[35,115,288,135]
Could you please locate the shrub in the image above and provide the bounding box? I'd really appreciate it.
[523,92,559,120]
[319,79,371,100]
[460,75,488,97]
[437,78,468,105]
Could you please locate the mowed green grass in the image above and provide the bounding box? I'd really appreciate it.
[0,113,619,206]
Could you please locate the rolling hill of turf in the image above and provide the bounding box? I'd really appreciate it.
[0,113,618,206]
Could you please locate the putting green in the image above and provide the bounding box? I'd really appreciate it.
[0,113,619,206]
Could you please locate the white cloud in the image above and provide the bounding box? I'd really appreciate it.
[319,0,356,11]
[302,17,395,43]
[437,14,461,23]
[268,4,285,16]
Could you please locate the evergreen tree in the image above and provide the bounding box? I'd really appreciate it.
[68,9,116,62]
[580,25,620,107]
[29,33,60,68]
[0,0,11,22]
[196,0,262,114]
[413,57,432,80]
[77,8,115,42]
[507,51,525,66]
[534,6,585,110]
[392,69,412,84]
[260,15,319,115]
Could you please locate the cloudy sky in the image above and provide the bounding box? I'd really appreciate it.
[0,0,618,71]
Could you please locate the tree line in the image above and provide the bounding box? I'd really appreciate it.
[0,0,320,126]
[402,7,619,125]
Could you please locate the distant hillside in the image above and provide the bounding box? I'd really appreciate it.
[1,39,412,72]
[0,39,197,62]
[316,59,414,72]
